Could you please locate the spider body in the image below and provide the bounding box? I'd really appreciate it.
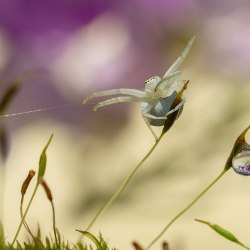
[141,91,178,126]
[83,37,195,140]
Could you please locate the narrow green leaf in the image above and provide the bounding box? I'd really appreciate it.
[36,225,41,240]
[76,231,102,249]
[16,240,22,248]
[34,239,46,250]
[37,134,53,181]
[45,237,51,249]
[38,153,46,179]
[98,234,109,249]
[195,219,249,249]
[211,224,240,243]
[0,221,4,246]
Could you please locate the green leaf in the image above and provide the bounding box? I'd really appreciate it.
[76,231,103,249]
[37,134,53,181]
[195,219,249,249]
[211,224,240,243]
[0,221,4,246]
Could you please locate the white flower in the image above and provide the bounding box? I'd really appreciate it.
[83,37,195,140]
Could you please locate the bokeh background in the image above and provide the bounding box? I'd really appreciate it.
[0,0,250,249]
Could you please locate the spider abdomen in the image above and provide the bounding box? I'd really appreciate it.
[141,91,178,126]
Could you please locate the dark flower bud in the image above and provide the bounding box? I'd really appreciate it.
[232,146,250,176]
[225,125,250,173]
[40,178,53,201]
[21,170,36,196]
[132,241,143,250]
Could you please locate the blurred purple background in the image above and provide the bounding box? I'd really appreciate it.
[0,1,250,250]
[0,0,249,126]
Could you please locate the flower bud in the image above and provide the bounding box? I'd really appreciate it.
[40,178,53,201]
[162,80,189,134]
[232,149,250,176]
[132,242,143,250]
[21,170,36,196]
[225,125,250,172]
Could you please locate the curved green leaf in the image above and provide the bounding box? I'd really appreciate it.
[76,230,102,249]
[37,134,53,182]
[195,219,250,249]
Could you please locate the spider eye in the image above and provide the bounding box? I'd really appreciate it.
[145,76,154,84]
[144,76,160,85]
[144,76,162,92]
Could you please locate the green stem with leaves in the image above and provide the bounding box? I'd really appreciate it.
[145,124,250,249]
[85,132,165,232]
[145,168,229,250]
[11,134,53,246]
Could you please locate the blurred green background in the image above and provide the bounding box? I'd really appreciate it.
[0,1,249,249]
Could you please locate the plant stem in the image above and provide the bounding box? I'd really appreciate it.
[11,183,39,246]
[0,167,5,221]
[145,168,229,250]
[239,242,250,250]
[85,132,165,232]
[51,201,58,246]
[20,195,35,239]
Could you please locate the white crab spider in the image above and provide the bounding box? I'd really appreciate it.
[83,37,195,140]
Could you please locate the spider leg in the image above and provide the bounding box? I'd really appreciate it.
[142,113,167,120]
[163,36,195,78]
[165,97,186,116]
[142,115,159,141]
[93,96,146,111]
[163,79,186,99]
[141,104,159,141]
[156,71,181,94]
[83,88,146,104]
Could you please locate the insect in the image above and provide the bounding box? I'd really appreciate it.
[83,37,195,140]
